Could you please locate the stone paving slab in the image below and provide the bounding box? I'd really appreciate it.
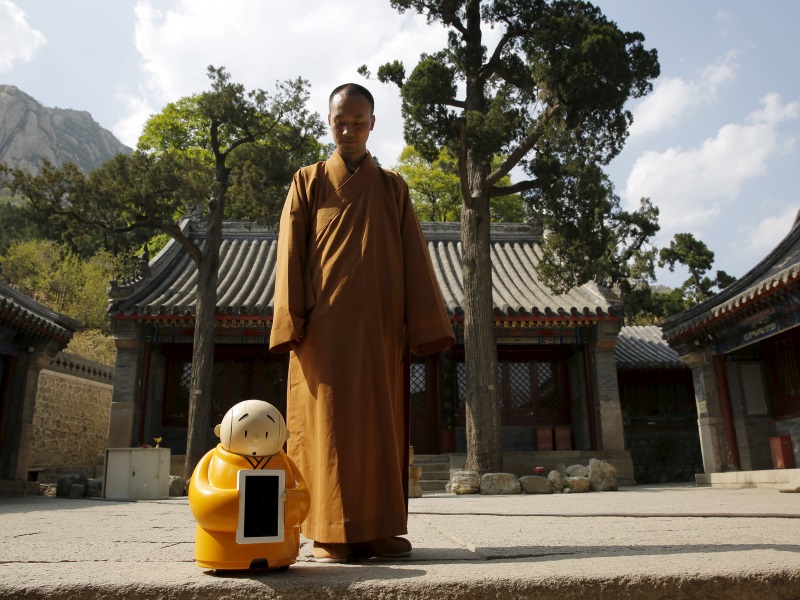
[0,485,799,599]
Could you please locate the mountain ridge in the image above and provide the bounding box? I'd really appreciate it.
[0,84,132,176]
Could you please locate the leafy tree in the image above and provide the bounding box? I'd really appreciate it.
[362,0,660,472]
[0,66,326,476]
[65,330,118,366]
[395,145,525,221]
[658,232,736,305]
[0,239,113,332]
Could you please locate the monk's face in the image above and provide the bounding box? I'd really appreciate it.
[328,92,375,165]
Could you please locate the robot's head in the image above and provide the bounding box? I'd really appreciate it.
[214,400,288,457]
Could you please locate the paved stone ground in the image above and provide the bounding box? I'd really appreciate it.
[1,483,799,599]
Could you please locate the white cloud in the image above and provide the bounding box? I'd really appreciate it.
[624,94,800,232]
[630,51,738,138]
[0,0,45,72]
[115,0,450,161]
[746,205,799,252]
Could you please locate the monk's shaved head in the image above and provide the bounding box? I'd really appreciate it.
[329,83,374,115]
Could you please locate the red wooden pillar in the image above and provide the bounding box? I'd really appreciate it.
[713,354,741,471]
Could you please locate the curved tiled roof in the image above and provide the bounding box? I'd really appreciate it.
[109,220,620,320]
[661,210,800,341]
[0,282,79,341]
[615,325,685,369]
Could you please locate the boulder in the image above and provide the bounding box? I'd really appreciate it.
[520,475,553,494]
[68,483,86,498]
[446,469,480,495]
[566,464,588,478]
[56,473,87,498]
[481,473,521,495]
[588,458,618,491]
[408,466,422,498]
[564,476,590,493]
[548,469,564,493]
[86,478,103,497]
[169,475,187,497]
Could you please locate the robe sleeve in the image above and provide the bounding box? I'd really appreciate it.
[269,171,310,353]
[399,179,456,356]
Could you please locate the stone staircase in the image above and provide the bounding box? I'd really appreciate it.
[413,454,451,493]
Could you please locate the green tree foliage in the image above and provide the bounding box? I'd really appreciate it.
[659,232,736,304]
[0,239,113,332]
[364,0,660,473]
[621,233,737,324]
[0,66,326,475]
[395,145,525,222]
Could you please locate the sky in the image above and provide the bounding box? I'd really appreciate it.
[2,0,798,288]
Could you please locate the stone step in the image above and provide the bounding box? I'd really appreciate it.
[419,468,450,480]
[420,479,449,492]
[413,454,452,465]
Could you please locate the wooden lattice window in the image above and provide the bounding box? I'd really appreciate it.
[455,358,566,424]
[409,361,426,411]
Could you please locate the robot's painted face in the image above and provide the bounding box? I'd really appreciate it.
[214,400,287,457]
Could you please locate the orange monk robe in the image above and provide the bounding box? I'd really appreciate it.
[269,150,454,544]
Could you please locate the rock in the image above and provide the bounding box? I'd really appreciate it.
[548,469,564,493]
[56,474,87,498]
[481,473,521,495]
[169,476,187,497]
[566,464,588,477]
[446,469,480,495]
[564,476,590,493]
[778,478,800,493]
[68,483,86,498]
[86,478,103,497]
[0,84,132,176]
[520,475,552,494]
[588,458,618,492]
[408,466,422,498]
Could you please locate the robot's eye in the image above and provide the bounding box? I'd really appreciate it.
[244,430,248,438]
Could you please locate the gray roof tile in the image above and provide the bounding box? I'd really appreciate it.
[109,220,620,320]
[661,210,800,341]
[615,325,685,369]
[0,282,79,341]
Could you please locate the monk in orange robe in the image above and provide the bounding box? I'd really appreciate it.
[269,83,454,562]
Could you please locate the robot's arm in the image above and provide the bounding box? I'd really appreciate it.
[283,457,311,529]
[188,450,239,532]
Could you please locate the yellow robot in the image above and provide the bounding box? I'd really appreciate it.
[189,400,310,571]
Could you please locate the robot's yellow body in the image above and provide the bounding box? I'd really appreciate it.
[188,400,310,571]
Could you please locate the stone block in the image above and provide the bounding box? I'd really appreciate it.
[169,476,187,497]
[446,469,480,495]
[564,476,590,493]
[56,474,80,497]
[480,473,521,495]
[566,464,588,477]
[86,478,103,497]
[588,458,618,491]
[68,483,86,498]
[519,475,552,494]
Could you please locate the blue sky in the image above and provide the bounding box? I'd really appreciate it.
[2,0,798,288]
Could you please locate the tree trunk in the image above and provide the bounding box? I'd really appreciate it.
[461,183,502,474]
[184,191,224,478]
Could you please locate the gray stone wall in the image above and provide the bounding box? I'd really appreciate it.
[30,353,114,473]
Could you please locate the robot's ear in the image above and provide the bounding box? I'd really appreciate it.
[214,424,221,438]
[285,427,291,441]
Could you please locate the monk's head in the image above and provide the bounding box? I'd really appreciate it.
[328,83,375,167]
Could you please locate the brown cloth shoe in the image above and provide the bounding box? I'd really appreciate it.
[351,536,412,558]
[312,542,350,563]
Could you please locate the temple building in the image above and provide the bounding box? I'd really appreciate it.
[105,220,691,482]
[0,282,79,493]
[661,211,800,486]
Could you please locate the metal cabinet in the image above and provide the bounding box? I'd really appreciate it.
[103,448,170,500]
